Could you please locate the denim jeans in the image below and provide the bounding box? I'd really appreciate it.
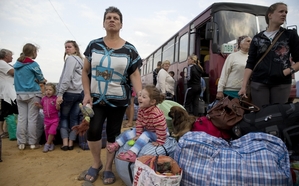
[59,92,83,141]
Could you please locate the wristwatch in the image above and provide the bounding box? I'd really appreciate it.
[290,67,296,74]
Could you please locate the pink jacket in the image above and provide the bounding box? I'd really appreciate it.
[41,96,59,120]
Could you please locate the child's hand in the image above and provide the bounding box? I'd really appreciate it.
[34,102,42,108]
[152,142,159,146]
[133,136,139,141]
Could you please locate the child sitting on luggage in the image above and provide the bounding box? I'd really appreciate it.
[35,83,60,153]
[107,85,168,162]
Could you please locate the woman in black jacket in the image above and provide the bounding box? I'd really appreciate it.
[184,54,204,116]
[238,2,299,107]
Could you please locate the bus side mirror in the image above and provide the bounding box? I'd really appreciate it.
[205,22,216,40]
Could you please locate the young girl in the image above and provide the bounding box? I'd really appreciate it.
[107,85,167,162]
[35,83,60,153]
[14,43,47,150]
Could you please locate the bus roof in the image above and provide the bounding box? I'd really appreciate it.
[211,2,268,16]
[144,2,268,60]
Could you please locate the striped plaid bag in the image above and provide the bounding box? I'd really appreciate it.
[174,132,292,186]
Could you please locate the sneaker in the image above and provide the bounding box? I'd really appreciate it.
[43,144,50,153]
[18,144,25,150]
[30,144,40,150]
[49,143,55,151]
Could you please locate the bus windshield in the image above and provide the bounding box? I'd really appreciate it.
[213,11,268,46]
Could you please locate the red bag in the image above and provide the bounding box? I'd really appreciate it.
[191,116,231,140]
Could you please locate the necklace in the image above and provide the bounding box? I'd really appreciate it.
[264,30,279,42]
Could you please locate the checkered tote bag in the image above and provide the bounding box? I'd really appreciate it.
[174,132,292,186]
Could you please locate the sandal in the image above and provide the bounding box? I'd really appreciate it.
[82,165,103,183]
[102,171,116,185]
[116,150,137,162]
[106,142,119,153]
[0,132,8,138]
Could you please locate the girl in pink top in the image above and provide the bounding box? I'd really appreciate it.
[35,83,60,152]
[107,85,167,162]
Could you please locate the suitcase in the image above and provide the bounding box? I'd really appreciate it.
[174,132,292,186]
[233,102,299,150]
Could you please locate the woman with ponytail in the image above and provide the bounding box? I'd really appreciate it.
[14,43,46,150]
[183,54,203,116]
[56,40,84,151]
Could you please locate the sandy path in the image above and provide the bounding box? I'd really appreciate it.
[0,122,134,186]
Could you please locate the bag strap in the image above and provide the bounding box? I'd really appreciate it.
[153,145,169,172]
[239,98,260,112]
[252,30,285,72]
[128,162,134,184]
[155,145,168,156]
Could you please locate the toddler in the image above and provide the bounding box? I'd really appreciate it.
[107,85,167,162]
[35,83,59,152]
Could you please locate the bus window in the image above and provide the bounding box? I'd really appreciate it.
[174,36,179,62]
[153,49,162,70]
[143,63,147,76]
[214,11,262,46]
[179,33,188,62]
[257,16,268,32]
[162,39,175,63]
[189,28,196,56]
[140,65,143,76]
[147,55,153,75]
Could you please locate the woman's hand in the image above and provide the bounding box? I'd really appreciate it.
[216,92,224,99]
[82,94,92,106]
[283,68,292,76]
[238,87,247,98]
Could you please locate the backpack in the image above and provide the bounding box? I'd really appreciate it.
[174,132,292,186]
[233,102,299,151]
[191,116,231,140]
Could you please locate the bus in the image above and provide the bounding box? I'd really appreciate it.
[140,2,296,105]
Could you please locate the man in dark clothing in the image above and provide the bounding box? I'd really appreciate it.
[153,61,162,86]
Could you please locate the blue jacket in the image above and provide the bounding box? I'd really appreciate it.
[14,60,45,94]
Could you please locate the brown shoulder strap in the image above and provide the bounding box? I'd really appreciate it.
[252,30,285,71]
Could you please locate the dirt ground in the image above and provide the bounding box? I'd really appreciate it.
[0,121,134,186]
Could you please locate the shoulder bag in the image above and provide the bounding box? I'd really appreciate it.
[207,96,259,130]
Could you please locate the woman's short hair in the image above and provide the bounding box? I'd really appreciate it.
[237,35,249,50]
[104,6,123,23]
[161,60,170,67]
[0,49,13,59]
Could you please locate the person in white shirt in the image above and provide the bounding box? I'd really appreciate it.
[156,60,175,100]
[216,36,252,99]
[0,49,17,138]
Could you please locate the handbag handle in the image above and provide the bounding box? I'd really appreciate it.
[153,145,168,172]
[239,98,260,112]
[252,30,284,72]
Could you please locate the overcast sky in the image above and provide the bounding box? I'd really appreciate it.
[1,0,298,82]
